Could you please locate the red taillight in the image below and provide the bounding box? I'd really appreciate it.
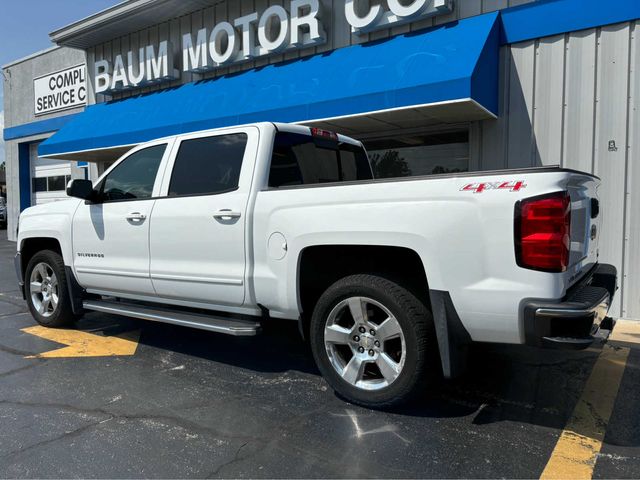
[515,192,571,272]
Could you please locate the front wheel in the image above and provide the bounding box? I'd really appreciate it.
[310,274,438,408]
[25,250,78,328]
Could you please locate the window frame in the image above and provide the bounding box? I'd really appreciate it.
[93,141,173,204]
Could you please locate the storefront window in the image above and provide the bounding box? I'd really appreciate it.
[363,130,469,179]
[32,175,72,192]
[32,178,47,193]
[47,176,67,191]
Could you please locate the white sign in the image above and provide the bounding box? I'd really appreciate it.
[94,0,453,94]
[345,0,454,33]
[34,65,87,116]
[95,0,325,94]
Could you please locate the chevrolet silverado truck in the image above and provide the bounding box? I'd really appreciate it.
[14,122,616,407]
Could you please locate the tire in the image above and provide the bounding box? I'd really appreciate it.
[310,274,438,408]
[25,250,77,328]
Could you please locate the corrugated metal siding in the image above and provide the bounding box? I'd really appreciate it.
[88,0,535,102]
[480,21,640,319]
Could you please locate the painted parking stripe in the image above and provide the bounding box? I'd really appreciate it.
[608,319,640,348]
[21,325,140,358]
[540,344,630,479]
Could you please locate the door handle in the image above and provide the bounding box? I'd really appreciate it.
[126,212,147,222]
[213,209,241,220]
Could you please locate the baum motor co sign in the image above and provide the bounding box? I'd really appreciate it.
[95,0,453,94]
[34,64,87,116]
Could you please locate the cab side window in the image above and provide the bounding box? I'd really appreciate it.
[169,133,248,197]
[100,144,167,202]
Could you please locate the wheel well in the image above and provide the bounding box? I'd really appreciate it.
[298,245,430,319]
[20,237,63,277]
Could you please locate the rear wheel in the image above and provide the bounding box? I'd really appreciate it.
[310,274,437,408]
[25,250,77,328]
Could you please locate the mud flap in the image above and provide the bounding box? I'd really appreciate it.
[429,290,472,379]
[65,266,86,315]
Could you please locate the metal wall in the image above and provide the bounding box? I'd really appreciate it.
[478,20,639,319]
[2,47,87,240]
[87,0,534,102]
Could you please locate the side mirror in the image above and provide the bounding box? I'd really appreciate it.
[66,179,96,202]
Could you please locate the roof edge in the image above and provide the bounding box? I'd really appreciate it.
[2,46,62,70]
[49,0,161,45]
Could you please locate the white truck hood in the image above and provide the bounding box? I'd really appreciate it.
[20,199,81,219]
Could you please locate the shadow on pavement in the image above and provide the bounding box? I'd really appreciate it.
[77,311,609,435]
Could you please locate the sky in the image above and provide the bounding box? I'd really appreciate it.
[0,0,122,166]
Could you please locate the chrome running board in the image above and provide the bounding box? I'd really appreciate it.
[82,299,261,336]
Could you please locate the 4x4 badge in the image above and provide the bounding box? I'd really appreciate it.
[461,181,527,194]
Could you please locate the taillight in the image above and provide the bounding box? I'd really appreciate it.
[515,192,571,272]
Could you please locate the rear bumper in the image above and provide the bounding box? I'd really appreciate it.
[523,263,617,349]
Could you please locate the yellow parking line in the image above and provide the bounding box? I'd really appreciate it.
[608,319,640,347]
[21,326,140,358]
[540,344,630,480]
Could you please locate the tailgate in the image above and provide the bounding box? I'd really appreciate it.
[566,174,601,284]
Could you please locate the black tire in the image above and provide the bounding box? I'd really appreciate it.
[310,274,438,408]
[24,250,77,328]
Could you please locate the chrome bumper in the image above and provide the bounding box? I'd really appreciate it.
[523,263,617,349]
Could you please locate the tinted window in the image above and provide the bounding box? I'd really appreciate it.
[33,178,47,192]
[268,132,372,188]
[101,145,166,201]
[169,134,248,196]
[47,176,66,191]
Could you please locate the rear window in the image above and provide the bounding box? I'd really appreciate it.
[268,132,372,188]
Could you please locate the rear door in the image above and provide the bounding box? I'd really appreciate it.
[149,127,259,306]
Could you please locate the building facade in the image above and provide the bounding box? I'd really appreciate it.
[2,0,640,319]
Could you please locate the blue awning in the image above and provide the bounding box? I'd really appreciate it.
[40,11,500,159]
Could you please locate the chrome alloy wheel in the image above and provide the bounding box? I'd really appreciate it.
[324,296,406,391]
[29,262,59,318]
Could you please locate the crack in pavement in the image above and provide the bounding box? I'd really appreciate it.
[0,418,108,461]
[0,398,350,477]
[0,343,38,358]
[206,442,250,478]
[0,399,268,445]
[0,363,42,380]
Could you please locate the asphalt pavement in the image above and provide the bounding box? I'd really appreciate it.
[0,228,639,478]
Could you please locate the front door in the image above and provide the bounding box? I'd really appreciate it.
[149,128,258,306]
[72,143,170,296]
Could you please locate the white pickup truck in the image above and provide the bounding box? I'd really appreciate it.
[15,122,616,407]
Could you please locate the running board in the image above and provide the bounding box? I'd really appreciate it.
[82,300,261,336]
